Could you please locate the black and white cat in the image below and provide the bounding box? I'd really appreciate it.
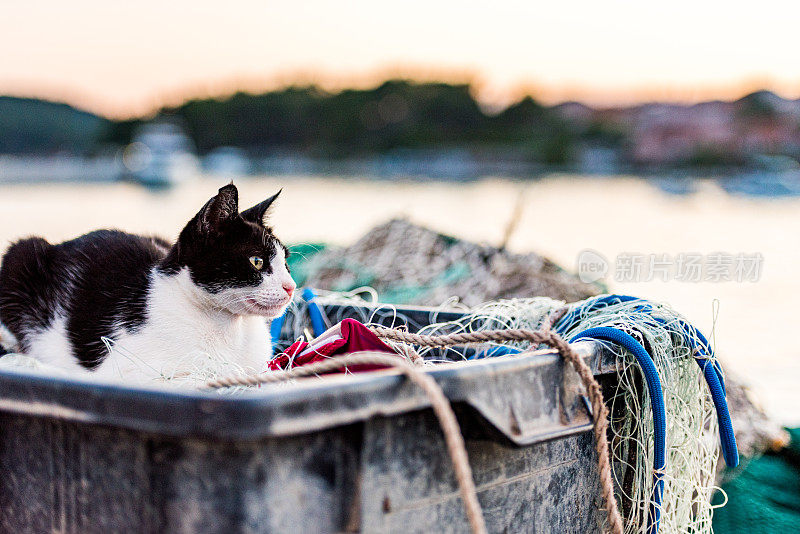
[0,184,295,381]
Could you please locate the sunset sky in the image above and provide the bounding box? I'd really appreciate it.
[2,0,800,118]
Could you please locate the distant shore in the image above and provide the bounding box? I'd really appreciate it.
[4,83,800,173]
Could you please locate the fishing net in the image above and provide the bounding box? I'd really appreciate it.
[310,293,725,534]
[298,219,600,306]
[712,426,800,531]
[554,297,723,534]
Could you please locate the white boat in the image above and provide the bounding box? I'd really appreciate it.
[123,122,200,187]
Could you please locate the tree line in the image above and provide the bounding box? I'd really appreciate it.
[106,80,588,164]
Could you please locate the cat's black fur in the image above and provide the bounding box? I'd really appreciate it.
[160,189,286,290]
[0,184,288,370]
[0,231,169,368]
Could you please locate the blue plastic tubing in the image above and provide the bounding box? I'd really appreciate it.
[270,314,285,348]
[269,288,328,350]
[560,295,739,534]
[301,288,327,338]
[570,327,666,534]
[558,295,727,393]
[557,295,736,467]
[697,355,738,467]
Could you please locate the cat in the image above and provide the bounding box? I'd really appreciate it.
[0,184,295,382]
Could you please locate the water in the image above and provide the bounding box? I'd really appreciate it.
[0,175,797,424]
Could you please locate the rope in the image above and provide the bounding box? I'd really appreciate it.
[367,325,625,534]
[206,352,488,534]
[206,327,624,534]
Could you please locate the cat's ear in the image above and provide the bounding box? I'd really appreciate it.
[196,184,239,234]
[241,190,281,226]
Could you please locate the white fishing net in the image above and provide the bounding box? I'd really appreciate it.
[408,296,725,534]
[303,293,725,533]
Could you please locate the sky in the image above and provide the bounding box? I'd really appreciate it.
[2,0,800,118]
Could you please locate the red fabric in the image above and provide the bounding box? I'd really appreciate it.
[268,318,398,372]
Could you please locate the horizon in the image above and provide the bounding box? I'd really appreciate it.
[1,77,795,121]
[3,0,800,118]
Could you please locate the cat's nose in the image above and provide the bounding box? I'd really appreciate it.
[282,283,295,297]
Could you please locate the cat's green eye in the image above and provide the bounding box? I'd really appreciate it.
[249,256,264,270]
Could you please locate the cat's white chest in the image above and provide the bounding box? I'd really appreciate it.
[94,269,273,382]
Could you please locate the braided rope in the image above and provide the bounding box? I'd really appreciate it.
[367,325,624,534]
[205,326,623,534]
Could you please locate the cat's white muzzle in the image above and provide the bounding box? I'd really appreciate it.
[215,273,295,318]
[244,296,291,318]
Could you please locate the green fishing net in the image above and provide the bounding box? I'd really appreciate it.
[713,427,800,531]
